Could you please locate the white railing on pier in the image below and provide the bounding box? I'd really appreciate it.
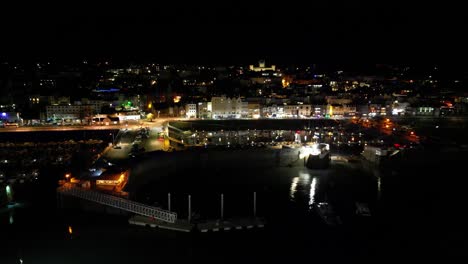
[58,184,177,223]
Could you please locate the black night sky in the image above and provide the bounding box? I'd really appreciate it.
[1,1,468,64]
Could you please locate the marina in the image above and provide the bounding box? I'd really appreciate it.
[2,119,467,263]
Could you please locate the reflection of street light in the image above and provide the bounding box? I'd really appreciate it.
[6,185,12,201]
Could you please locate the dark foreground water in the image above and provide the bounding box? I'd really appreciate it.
[2,148,468,264]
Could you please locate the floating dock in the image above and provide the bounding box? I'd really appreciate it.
[129,215,265,233]
[197,218,265,232]
[129,215,193,232]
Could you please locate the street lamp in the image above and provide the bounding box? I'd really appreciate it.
[109,133,114,145]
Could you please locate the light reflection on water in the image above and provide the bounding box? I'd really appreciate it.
[299,172,310,182]
[377,176,381,199]
[290,171,318,205]
[309,177,317,206]
[9,210,14,225]
[290,177,299,200]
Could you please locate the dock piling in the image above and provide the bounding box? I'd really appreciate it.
[253,192,257,218]
[221,193,224,221]
[168,193,171,212]
[188,194,191,223]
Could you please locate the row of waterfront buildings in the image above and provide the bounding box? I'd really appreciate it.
[186,97,356,119]
[0,95,459,126]
[184,95,456,119]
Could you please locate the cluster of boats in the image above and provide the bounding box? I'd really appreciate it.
[312,202,371,226]
[0,170,40,184]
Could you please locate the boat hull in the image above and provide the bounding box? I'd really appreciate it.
[306,152,330,169]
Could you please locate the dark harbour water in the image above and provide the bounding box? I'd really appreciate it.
[2,148,468,264]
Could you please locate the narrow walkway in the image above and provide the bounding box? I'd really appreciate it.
[58,184,177,223]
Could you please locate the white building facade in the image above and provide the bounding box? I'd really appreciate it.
[46,105,97,120]
[198,102,212,119]
[283,104,312,117]
[262,105,284,118]
[185,104,197,118]
[211,96,243,119]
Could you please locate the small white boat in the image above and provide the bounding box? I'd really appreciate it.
[355,202,371,216]
[314,202,342,226]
